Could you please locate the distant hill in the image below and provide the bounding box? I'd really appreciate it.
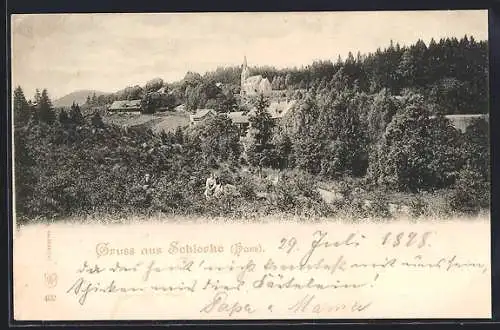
[53,90,109,108]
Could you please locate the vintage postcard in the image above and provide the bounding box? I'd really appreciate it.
[11,10,491,321]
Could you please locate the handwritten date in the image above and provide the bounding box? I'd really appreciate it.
[381,231,432,248]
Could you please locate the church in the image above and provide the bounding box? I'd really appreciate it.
[240,56,272,98]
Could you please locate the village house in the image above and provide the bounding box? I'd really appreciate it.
[428,114,489,133]
[227,111,250,136]
[155,86,168,94]
[267,100,297,121]
[189,109,217,126]
[174,104,186,112]
[108,99,142,112]
[225,100,296,136]
[443,114,489,133]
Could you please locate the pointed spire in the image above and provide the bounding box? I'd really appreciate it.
[243,55,247,68]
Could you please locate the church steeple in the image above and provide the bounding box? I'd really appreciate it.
[241,55,250,95]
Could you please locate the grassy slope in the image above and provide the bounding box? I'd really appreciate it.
[101,111,190,133]
[150,112,190,133]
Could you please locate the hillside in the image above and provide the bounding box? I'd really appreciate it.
[53,90,109,108]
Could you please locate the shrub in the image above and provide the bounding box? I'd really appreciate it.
[409,195,429,217]
[271,170,329,216]
[463,118,490,182]
[364,194,392,219]
[449,167,490,215]
[236,175,258,200]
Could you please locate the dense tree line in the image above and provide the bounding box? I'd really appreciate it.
[166,36,487,115]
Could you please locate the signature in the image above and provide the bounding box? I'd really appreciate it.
[200,291,256,317]
[289,294,372,314]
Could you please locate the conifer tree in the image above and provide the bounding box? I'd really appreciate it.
[38,89,56,124]
[246,94,275,169]
[34,89,41,104]
[58,108,69,125]
[13,86,31,127]
[69,102,85,125]
[91,111,105,128]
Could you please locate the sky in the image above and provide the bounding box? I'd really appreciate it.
[11,10,488,100]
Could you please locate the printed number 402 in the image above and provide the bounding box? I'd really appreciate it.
[44,294,56,302]
[381,231,432,248]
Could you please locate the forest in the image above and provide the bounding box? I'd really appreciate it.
[13,36,490,222]
[84,36,488,116]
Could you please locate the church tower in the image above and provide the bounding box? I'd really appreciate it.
[241,56,250,96]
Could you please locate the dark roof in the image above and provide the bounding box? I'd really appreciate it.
[190,109,216,120]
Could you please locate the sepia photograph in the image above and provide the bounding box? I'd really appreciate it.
[11,10,491,321]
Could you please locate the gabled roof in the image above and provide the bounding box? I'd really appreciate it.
[246,100,296,120]
[260,78,271,84]
[109,99,142,110]
[174,104,186,112]
[444,114,488,119]
[429,114,489,120]
[244,75,264,84]
[268,100,296,119]
[190,109,216,121]
[429,114,489,133]
[227,111,249,124]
